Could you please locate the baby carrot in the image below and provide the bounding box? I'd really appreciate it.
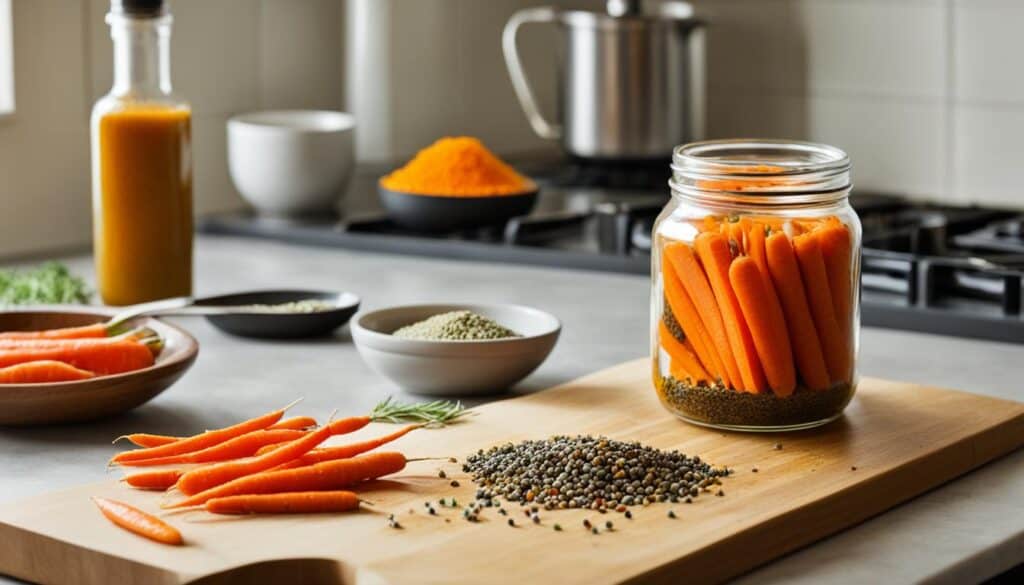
[116,429,309,467]
[658,321,709,384]
[269,416,318,431]
[664,242,742,387]
[793,234,850,383]
[0,323,109,340]
[174,417,371,496]
[111,400,299,464]
[729,257,796,396]
[204,491,361,515]
[695,233,768,393]
[116,416,317,450]
[92,497,183,545]
[278,424,422,469]
[0,360,95,383]
[817,224,854,348]
[0,340,153,376]
[165,451,408,509]
[662,255,727,384]
[747,221,770,279]
[123,469,183,491]
[765,232,831,390]
[115,433,181,448]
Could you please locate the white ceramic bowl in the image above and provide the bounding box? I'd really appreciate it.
[227,110,355,218]
[351,304,561,396]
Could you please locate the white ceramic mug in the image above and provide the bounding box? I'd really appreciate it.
[227,110,355,218]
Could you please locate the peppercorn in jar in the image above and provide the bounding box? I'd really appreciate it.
[652,140,861,431]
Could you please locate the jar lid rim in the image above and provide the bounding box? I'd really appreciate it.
[672,139,851,177]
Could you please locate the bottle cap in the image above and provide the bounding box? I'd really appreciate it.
[110,0,167,17]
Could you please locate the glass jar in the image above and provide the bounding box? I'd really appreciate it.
[651,139,861,431]
[91,0,192,306]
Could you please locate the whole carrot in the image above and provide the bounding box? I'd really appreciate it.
[92,497,183,545]
[765,232,831,390]
[205,491,361,515]
[270,416,318,431]
[662,255,727,384]
[111,400,299,464]
[165,451,408,509]
[115,433,181,448]
[174,417,372,496]
[729,257,796,396]
[0,340,153,376]
[117,429,309,467]
[664,242,741,387]
[793,234,850,383]
[122,469,183,491]
[0,360,95,383]
[278,424,422,469]
[695,233,768,393]
[0,323,109,340]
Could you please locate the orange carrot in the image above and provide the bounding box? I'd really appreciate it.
[662,255,727,384]
[92,497,183,545]
[793,233,850,383]
[765,232,831,390]
[817,224,854,347]
[254,442,289,457]
[204,491,361,515]
[116,429,309,467]
[116,433,181,448]
[0,323,109,340]
[747,221,770,279]
[111,401,298,464]
[278,425,422,469]
[695,233,768,393]
[165,451,408,509]
[658,321,709,384]
[269,416,318,431]
[0,360,95,383]
[729,257,796,396]
[664,242,742,388]
[726,221,746,255]
[174,417,372,496]
[123,469,183,491]
[0,340,153,376]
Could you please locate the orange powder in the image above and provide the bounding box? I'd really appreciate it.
[380,137,534,197]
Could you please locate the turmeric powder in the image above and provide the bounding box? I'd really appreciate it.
[380,137,535,197]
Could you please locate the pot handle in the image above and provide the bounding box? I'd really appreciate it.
[502,7,562,141]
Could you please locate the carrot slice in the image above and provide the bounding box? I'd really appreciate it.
[0,360,95,383]
[765,233,831,390]
[92,497,182,545]
[793,234,850,383]
[658,321,709,384]
[205,491,361,515]
[0,323,108,340]
[729,257,797,396]
[694,233,768,393]
[661,255,727,384]
[663,242,742,388]
[817,224,855,350]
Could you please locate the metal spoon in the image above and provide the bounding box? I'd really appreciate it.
[110,289,361,339]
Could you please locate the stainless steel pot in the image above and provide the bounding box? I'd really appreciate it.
[503,1,705,160]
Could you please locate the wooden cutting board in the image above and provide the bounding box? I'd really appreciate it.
[2,359,1023,585]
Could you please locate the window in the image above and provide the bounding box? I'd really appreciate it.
[0,0,12,115]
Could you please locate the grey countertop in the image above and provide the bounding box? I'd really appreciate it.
[2,235,1022,584]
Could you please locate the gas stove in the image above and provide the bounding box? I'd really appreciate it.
[201,160,1024,343]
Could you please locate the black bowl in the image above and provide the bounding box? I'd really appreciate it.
[198,290,360,339]
[379,186,538,232]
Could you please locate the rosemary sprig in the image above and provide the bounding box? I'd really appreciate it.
[370,396,472,427]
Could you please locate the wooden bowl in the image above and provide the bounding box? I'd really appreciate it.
[0,310,199,426]
[378,185,538,232]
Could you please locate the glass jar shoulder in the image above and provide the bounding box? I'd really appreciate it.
[91,93,191,124]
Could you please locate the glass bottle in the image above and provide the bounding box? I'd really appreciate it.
[651,139,861,431]
[91,0,192,306]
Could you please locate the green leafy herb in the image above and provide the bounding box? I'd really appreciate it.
[371,396,472,427]
[0,262,90,305]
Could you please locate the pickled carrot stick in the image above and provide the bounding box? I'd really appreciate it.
[663,243,741,387]
[729,257,796,396]
[747,221,770,280]
[662,256,728,384]
[793,234,850,383]
[817,224,854,349]
[694,233,768,393]
[658,321,709,384]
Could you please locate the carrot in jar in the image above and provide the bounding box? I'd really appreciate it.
[816,224,855,352]
[793,234,850,383]
[662,256,727,384]
[729,257,796,396]
[658,321,710,384]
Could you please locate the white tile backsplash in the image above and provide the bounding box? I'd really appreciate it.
[953,0,1024,105]
[953,106,1024,208]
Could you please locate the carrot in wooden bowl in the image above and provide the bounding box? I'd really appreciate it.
[0,360,96,383]
[0,323,110,340]
[92,497,183,545]
[0,339,154,376]
[204,491,361,515]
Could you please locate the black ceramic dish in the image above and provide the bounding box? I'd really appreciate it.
[378,186,539,232]
[197,290,360,339]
